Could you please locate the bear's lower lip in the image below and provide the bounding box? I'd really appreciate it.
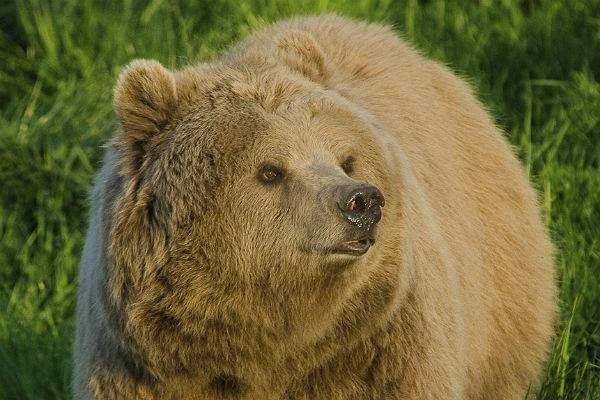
[331,238,372,256]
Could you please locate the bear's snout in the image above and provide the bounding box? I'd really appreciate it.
[329,184,385,256]
[337,184,384,229]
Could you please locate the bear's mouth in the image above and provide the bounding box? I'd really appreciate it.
[332,238,373,256]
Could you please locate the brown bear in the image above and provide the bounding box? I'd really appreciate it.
[73,14,556,400]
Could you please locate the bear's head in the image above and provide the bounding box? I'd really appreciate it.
[107,36,404,372]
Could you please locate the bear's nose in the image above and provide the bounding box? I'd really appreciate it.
[338,185,385,228]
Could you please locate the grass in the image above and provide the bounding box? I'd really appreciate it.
[0,0,598,398]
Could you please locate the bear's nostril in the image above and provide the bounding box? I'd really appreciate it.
[348,194,367,213]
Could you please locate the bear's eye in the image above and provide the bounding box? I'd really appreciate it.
[257,164,285,185]
[341,156,355,175]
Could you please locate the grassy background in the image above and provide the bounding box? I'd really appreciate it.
[1,0,599,398]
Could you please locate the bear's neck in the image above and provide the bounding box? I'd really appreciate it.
[112,251,411,397]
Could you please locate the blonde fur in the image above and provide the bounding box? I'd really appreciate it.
[74,14,556,400]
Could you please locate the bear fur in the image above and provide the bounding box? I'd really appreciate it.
[73,14,556,400]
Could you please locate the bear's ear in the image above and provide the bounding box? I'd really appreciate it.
[113,59,177,177]
[277,30,329,84]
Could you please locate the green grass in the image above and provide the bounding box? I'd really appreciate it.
[1,0,598,398]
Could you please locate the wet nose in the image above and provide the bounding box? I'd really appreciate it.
[338,185,385,227]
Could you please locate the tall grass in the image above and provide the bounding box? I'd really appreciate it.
[1,1,598,398]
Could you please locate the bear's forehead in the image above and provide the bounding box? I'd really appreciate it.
[179,64,369,118]
[176,65,313,113]
[172,65,376,159]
